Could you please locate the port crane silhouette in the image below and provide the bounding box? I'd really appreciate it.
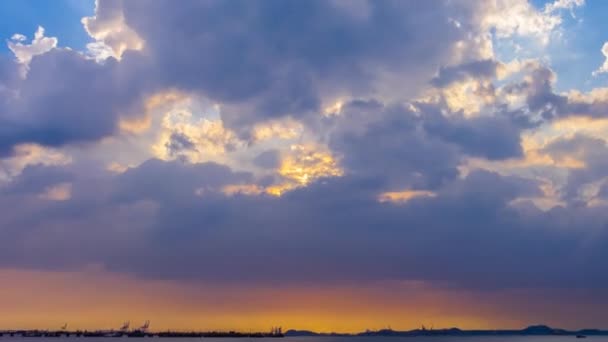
[138,321,150,332]
[119,321,130,332]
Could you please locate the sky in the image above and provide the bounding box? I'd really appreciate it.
[1,0,608,333]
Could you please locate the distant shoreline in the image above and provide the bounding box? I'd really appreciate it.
[1,325,608,338]
[285,325,608,337]
[0,331,284,338]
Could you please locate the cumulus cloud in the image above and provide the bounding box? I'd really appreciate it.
[0,0,582,156]
[113,0,490,134]
[82,0,144,61]
[0,47,151,156]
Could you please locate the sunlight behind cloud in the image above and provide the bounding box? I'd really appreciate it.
[266,144,343,196]
[2,0,608,331]
[38,182,72,201]
[378,190,437,204]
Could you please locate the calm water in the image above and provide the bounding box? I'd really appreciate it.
[2,337,608,342]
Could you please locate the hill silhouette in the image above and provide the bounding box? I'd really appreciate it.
[285,325,608,337]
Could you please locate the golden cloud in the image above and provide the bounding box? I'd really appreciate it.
[252,118,303,141]
[153,112,240,163]
[0,144,71,182]
[378,190,437,203]
[267,144,343,196]
[221,184,265,196]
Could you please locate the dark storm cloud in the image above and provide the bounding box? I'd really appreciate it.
[78,169,608,289]
[3,158,608,290]
[0,159,254,270]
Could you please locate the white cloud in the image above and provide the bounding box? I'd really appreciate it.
[482,0,583,45]
[544,0,585,14]
[7,26,57,67]
[81,0,143,61]
[484,2,557,42]
[593,42,608,76]
[10,33,26,42]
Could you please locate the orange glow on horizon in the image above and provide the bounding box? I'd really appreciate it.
[1,268,606,333]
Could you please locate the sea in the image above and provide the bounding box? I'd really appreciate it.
[2,337,608,342]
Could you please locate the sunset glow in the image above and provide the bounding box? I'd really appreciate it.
[1,0,608,333]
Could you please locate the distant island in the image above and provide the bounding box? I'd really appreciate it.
[285,325,608,337]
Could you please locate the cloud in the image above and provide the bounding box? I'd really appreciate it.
[0,48,151,156]
[113,0,488,134]
[152,110,241,162]
[0,144,70,182]
[431,59,499,88]
[3,159,608,291]
[37,182,72,201]
[164,132,197,158]
[8,26,57,68]
[2,163,71,192]
[252,150,281,169]
[327,97,526,192]
[489,62,608,123]
[111,158,253,202]
[592,42,608,76]
[81,0,144,61]
[481,0,583,45]
[543,135,608,204]
[0,0,581,157]
[421,104,523,160]
[543,0,585,15]
[377,189,436,203]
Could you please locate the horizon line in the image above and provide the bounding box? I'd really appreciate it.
[3,324,608,334]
